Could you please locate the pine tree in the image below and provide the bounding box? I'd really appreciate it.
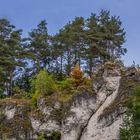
[84,13,102,77]
[70,17,85,67]
[0,19,24,95]
[28,20,50,73]
[99,10,126,61]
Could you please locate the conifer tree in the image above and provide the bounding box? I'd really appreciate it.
[0,19,24,95]
[28,20,50,73]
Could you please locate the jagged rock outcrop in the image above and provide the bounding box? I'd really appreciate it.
[0,63,140,140]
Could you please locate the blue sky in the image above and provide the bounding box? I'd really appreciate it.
[0,0,140,66]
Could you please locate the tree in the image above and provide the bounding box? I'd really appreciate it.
[50,33,66,80]
[0,11,127,96]
[32,69,57,96]
[28,20,50,73]
[69,17,85,67]
[119,86,140,140]
[52,17,85,76]
[0,19,24,95]
[70,64,87,89]
[83,10,126,77]
[99,10,126,61]
[84,13,101,77]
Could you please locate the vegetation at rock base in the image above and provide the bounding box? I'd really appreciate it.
[119,86,140,140]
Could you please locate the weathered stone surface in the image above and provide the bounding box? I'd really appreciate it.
[0,64,140,140]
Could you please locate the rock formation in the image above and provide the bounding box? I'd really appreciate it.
[0,63,140,140]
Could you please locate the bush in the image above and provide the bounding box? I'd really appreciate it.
[37,130,61,140]
[31,70,57,96]
[119,86,140,140]
[51,130,61,140]
[0,93,6,99]
[12,86,31,99]
[57,65,92,95]
[70,64,84,88]
[37,132,46,140]
[57,78,72,91]
[31,92,40,108]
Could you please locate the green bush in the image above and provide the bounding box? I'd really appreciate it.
[37,132,46,140]
[51,130,61,140]
[31,70,57,96]
[57,78,72,91]
[12,86,31,99]
[30,70,57,108]
[37,130,61,140]
[31,92,40,108]
[119,86,140,140]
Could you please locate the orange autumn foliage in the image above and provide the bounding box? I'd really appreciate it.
[70,64,85,88]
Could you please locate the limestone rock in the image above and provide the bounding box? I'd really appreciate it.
[0,64,140,140]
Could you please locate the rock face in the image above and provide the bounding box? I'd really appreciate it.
[0,63,140,140]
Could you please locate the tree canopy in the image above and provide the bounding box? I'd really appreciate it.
[0,10,126,97]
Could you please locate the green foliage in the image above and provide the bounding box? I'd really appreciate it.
[0,10,126,99]
[119,86,140,140]
[31,92,40,108]
[28,20,50,73]
[57,65,92,103]
[0,18,26,95]
[58,65,92,92]
[0,94,6,99]
[57,78,72,91]
[12,86,31,99]
[30,69,57,108]
[37,132,46,140]
[56,65,92,103]
[37,130,61,140]
[57,78,74,103]
[58,93,73,103]
[32,69,57,96]
[51,130,61,140]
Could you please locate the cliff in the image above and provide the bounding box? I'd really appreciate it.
[0,63,140,140]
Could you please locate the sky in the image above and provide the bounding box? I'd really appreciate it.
[0,0,140,66]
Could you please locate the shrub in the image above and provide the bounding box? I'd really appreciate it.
[37,132,46,140]
[70,64,84,88]
[70,64,92,90]
[57,64,92,96]
[12,86,31,99]
[0,94,6,99]
[57,78,72,91]
[51,130,61,140]
[31,92,40,108]
[37,130,61,140]
[119,86,140,140]
[32,69,57,96]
